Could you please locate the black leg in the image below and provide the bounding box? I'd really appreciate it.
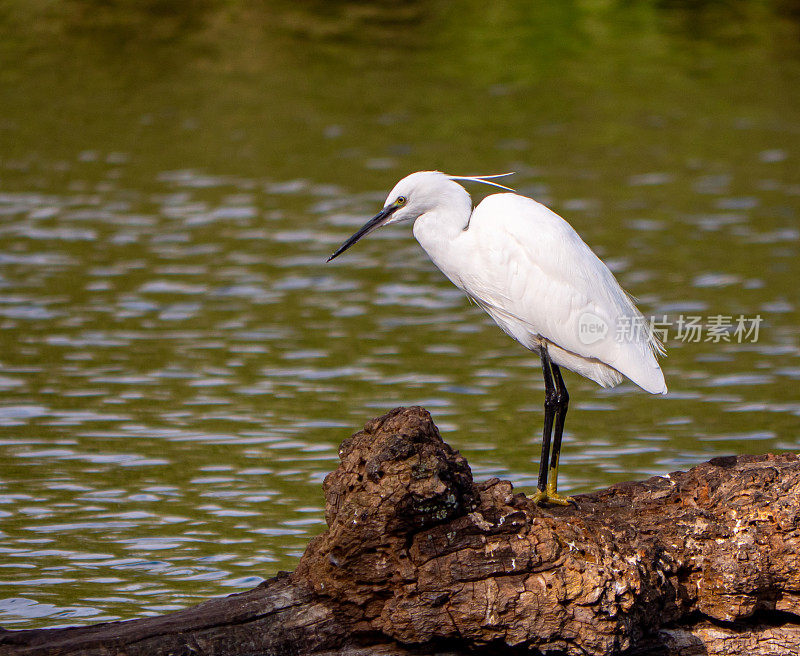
[549,363,570,496]
[532,349,576,507]
[537,345,556,493]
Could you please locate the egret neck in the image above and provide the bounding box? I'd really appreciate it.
[411,180,473,288]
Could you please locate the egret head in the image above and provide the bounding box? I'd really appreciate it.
[326,170,513,262]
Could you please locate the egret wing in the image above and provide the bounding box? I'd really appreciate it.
[461,194,665,393]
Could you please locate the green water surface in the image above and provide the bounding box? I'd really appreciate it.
[0,0,799,628]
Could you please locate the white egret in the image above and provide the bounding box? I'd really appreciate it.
[327,171,666,505]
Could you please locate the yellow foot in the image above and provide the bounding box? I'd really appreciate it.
[529,488,578,507]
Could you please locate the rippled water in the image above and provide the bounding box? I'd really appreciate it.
[1,0,799,629]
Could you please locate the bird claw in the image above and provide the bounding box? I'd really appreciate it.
[529,489,578,508]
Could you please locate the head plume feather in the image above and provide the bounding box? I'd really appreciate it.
[447,172,515,192]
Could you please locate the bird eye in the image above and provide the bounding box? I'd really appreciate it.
[396,196,407,205]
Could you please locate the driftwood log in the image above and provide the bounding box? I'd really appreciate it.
[2,406,799,656]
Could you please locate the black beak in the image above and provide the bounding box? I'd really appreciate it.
[326,205,397,262]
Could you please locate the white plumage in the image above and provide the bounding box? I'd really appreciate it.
[413,190,666,394]
[328,170,667,505]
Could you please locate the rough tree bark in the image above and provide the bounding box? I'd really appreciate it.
[2,406,799,656]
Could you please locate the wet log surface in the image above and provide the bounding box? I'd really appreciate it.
[2,406,799,656]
